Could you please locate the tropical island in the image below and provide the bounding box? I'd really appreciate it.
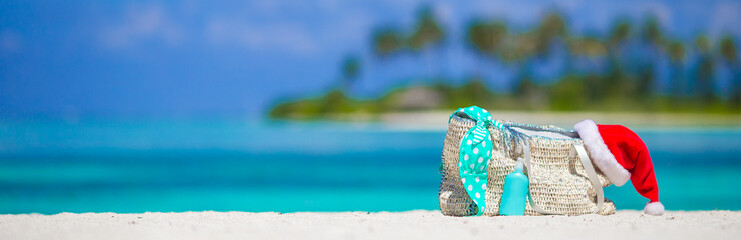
[268,7,741,120]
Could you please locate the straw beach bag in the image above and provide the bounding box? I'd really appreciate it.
[439,107,616,216]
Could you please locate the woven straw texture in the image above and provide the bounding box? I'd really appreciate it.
[439,116,616,216]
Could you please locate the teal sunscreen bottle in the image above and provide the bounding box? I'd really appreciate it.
[499,160,529,216]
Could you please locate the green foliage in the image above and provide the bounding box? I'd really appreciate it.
[441,79,494,108]
[372,27,405,57]
[569,37,606,57]
[642,17,664,46]
[341,55,361,88]
[549,76,587,111]
[695,35,711,54]
[408,6,445,51]
[466,20,507,57]
[269,89,368,119]
[720,36,738,63]
[609,20,632,47]
[720,36,741,107]
[667,41,686,62]
[694,35,714,102]
[533,11,567,56]
[269,8,741,119]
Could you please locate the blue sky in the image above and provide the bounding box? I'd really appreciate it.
[1,0,740,118]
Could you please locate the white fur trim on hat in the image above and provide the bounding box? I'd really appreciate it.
[644,201,665,216]
[574,119,631,186]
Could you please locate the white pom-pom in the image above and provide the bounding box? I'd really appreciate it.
[644,201,665,216]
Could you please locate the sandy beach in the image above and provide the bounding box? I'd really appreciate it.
[1,210,739,240]
[376,111,741,130]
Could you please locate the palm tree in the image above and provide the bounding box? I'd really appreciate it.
[408,6,445,79]
[608,21,631,49]
[567,36,607,100]
[408,6,445,51]
[513,11,567,102]
[603,20,633,100]
[465,19,507,78]
[341,54,361,90]
[371,27,405,58]
[719,36,740,106]
[533,11,567,58]
[643,17,663,46]
[666,41,686,99]
[694,35,715,102]
[370,26,403,92]
[636,16,664,98]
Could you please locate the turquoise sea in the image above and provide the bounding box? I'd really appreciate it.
[1,118,740,214]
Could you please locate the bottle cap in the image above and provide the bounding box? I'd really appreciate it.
[515,159,524,172]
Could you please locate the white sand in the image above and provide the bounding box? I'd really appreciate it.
[376,111,741,130]
[1,210,739,240]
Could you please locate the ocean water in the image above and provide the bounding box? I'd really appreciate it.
[0,118,740,214]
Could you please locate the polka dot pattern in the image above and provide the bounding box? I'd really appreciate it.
[449,106,498,216]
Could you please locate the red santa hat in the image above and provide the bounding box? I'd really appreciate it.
[574,119,664,216]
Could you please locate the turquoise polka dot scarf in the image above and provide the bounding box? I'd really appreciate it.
[449,106,503,216]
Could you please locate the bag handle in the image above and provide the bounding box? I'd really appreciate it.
[520,142,605,215]
[574,143,605,214]
[503,122,578,138]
